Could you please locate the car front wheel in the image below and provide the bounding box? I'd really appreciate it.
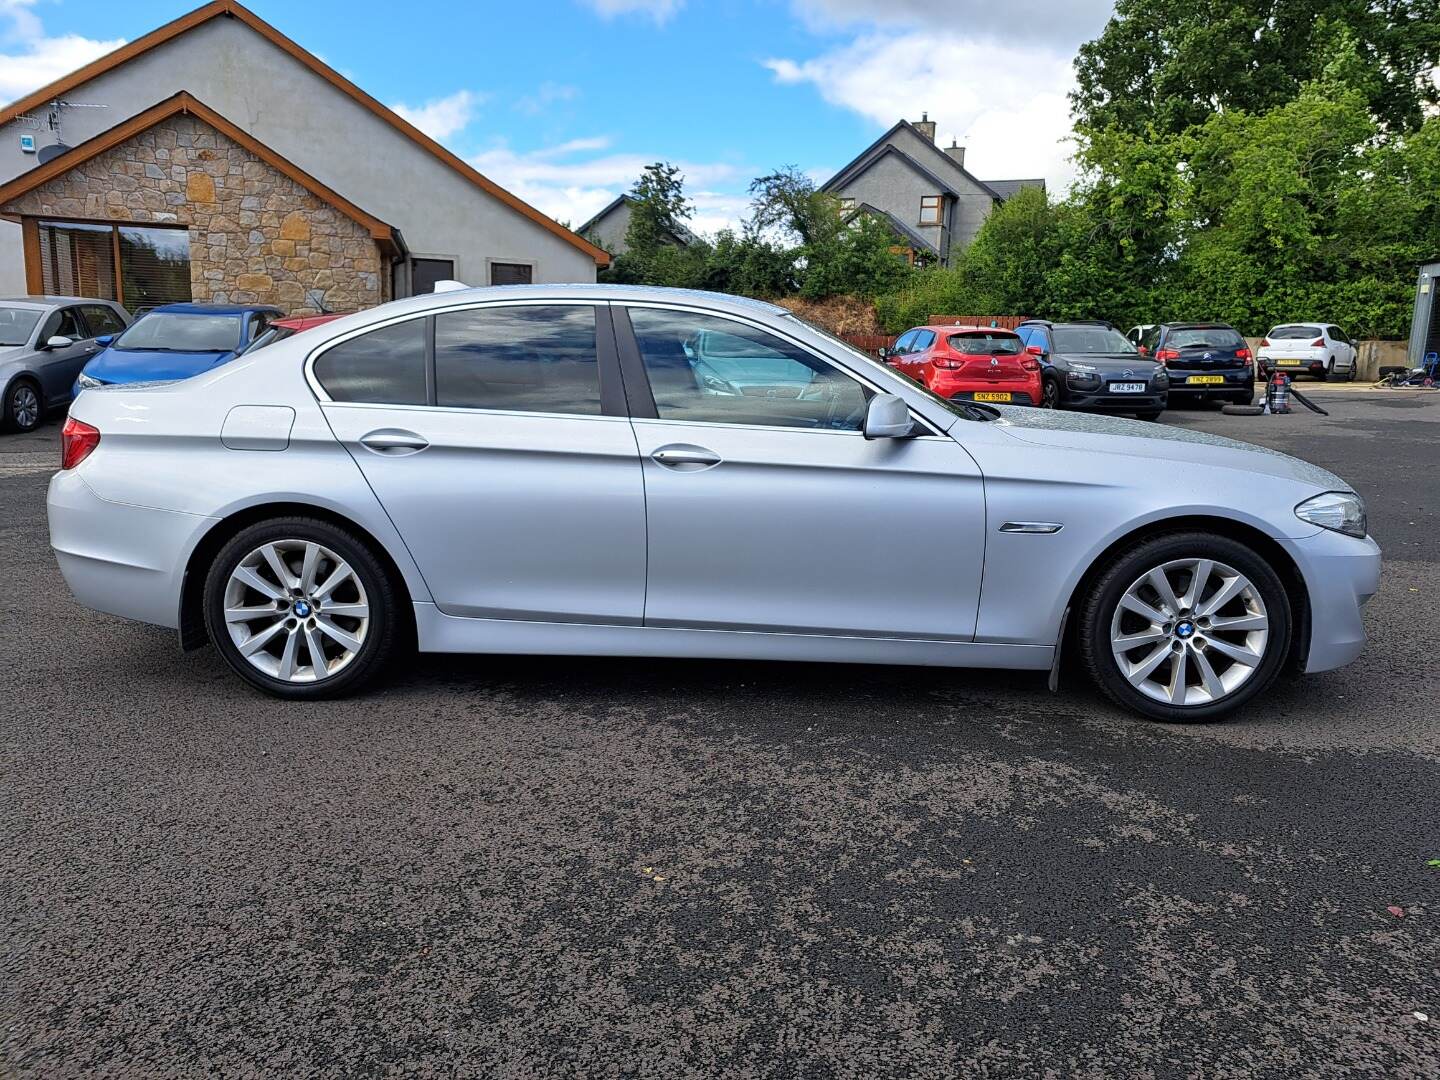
[3,378,42,433]
[1040,378,1060,409]
[203,517,399,699]
[1078,532,1292,722]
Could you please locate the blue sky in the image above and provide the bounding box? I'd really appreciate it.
[0,0,1118,234]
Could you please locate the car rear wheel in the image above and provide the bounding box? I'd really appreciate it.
[3,378,42,433]
[1078,532,1291,722]
[1347,359,1356,382]
[203,517,399,699]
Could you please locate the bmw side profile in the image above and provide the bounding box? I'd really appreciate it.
[49,285,1380,722]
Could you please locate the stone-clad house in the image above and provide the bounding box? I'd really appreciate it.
[821,115,1045,267]
[0,0,608,314]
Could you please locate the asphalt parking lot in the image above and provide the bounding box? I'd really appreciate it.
[2,389,1437,1078]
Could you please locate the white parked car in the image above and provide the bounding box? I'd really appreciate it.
[1257,324,1357,381]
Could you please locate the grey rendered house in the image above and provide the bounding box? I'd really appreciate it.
[578,195,700,257]
[822,114,1044,267]
[0,0,607,312]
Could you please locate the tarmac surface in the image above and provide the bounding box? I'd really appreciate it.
[1,388,1437,1078]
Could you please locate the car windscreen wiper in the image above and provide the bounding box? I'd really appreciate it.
[950,401,1000,422]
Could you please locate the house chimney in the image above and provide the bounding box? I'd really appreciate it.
[912,112,936,143]
[945,139,966,169]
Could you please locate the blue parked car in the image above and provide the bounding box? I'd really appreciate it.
[74,303,283,397]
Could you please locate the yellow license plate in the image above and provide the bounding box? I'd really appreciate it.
[973,392,1012,402]
[1187,375,1225,385]
[1276,359,1302,367]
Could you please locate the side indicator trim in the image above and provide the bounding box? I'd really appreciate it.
[999,521,1064,534]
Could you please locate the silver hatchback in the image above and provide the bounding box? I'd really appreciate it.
[1,295,131,431]
[48,285,1379,721]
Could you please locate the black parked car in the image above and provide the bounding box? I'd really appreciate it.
[1015,320,1169,419]
[1138,322,1255,406]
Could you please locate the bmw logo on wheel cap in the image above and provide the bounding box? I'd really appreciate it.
[1175,620,1195,639]
[293,600,312,618]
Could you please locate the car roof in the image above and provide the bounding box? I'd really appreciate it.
[1018,319,1117,330]
[1161,322,1237,330]
[918,324,1021,334]
[348,283,791,322]
[0,295,122,309]
[273,313,348,330]
[148,302,285,316]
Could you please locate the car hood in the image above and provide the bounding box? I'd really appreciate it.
[988,405,1349,491]
[84,347,237,384]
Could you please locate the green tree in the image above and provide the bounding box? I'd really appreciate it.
[624,162,694,258]
[1073,0,1440,137]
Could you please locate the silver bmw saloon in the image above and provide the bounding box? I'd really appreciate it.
[48,285,1379,721]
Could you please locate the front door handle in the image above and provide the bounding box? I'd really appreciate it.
[359,429,429,455]
[651,445,721,470]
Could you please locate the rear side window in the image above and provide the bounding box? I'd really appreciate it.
[1269,325,1323,340]
[435,305,600,415]
[1168,327,1245,349]
[314,318,427,404]
[949,331,1022,355]
[81,305,126,337]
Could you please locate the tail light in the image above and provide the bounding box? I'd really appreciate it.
[932,357,965,370]
[1155,348,1179,363]
[60,416,100,470]
[1311,337,1325,347]
[1021,357,1040,372]
[1236,347,1252,361]
[1259,338,1270,347]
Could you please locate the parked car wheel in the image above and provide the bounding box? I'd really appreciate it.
[1040,378,1060,409]
[1347,360,1356,382]
[3,378,42,433]
[1078,532,1292,723]
[1325,358,1336,379]
[203,517,400,699]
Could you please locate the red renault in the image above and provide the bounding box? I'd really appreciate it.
[883,324,1042,405]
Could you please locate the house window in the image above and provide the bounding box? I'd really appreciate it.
[411,258,455,294]
[919,196,943,225]
[35,220,191,309]
[490,262,534,285]
[839,197,856,212]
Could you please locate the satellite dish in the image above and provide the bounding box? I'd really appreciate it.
[36,142,69,164]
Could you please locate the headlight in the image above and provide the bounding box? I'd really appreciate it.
[1295,491,1367,538]
[76,372,102,389]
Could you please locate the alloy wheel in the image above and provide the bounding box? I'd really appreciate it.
[1109,557,1269,706]
[222,539,369,683]
[11,384,39,430]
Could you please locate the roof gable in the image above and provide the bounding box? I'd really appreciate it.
[0,1,608,266]
[578,194,700,247]
[822,119,1004,201]
[0,92,397,251]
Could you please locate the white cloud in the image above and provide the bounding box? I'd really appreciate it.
[469,139,747,232]
[580,0,683,23]
[766,31,1079,191]
[516,81,580,116]
[0,0,126,103]
[389,89,489,141]
[789,0,1113,47]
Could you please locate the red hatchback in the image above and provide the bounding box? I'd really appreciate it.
[884,325,1043,406]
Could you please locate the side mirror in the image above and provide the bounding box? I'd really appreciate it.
[877,347,892,360]
[1025,344,1045,358]
[1136,346,1149,356]
[94,334,114,347]
[44,335,74,350]
[863,393,915,440]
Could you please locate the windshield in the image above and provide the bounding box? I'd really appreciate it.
[1269,325,1322,340]
[0,306,42,347]
[949,331,1022,355]
[784,313,996,422]
[1168,327,1245,349]
[115,312,242,352]
[1051,326,1137,354]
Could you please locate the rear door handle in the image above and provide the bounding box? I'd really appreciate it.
[359,429,429,455]
[651,445,721,470]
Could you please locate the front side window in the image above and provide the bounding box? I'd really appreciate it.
[919,195,943,225]
[435,305,600,415]
[314,318,427,404]
[913,330,936,351]
[893,330,917,354]
[0,306,41,347]
[81,305,126,337]
[114,313,241,352]
[42,306,86,342]
[628,307,869,431]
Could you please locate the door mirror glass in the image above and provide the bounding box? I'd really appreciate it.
[863,393,914,439]
[45,335,73,350]
[877,347,891,360]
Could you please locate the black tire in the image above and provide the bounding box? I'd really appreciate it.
[1221,404,1264,415]
[1078,532,1292,723]
[202,517,400,699]
[1040,377,1060,409]
[2,377,43,433]
[1318,361,1331,381]
[1347,361,1356,382]
[1135,410,1163,421]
